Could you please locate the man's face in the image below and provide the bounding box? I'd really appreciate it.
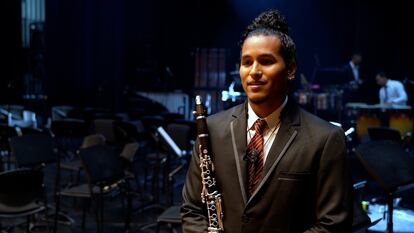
[239,35,295,106]
[376,75,387,86]
[353,54,362,65]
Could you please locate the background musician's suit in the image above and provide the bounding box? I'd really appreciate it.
[343,51,363,87]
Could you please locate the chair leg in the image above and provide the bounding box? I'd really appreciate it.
[152,164,160,203]
[26,215,30,233]
[169,223,174,233]
[82,199,89,229]
[144,165,148,191]
[94,203,100,233]
[100,194,104,233]
[124,187,132,233]
[53,195,60,233]
[155,222,160,233]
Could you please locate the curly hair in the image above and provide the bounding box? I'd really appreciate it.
[240,9,297,68]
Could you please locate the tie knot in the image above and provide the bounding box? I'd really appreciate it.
[253,119,267,134]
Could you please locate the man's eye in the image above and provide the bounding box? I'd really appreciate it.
[260,59,274,65]
[242,60,252,66]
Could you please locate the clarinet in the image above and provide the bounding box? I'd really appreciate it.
[194,95,224,233]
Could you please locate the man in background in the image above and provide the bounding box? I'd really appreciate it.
[376,71,408,106]
[342,51,365,104]
[343,51,363,86]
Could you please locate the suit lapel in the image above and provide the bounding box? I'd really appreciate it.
[230,103,248,204]
[263,123,296,174]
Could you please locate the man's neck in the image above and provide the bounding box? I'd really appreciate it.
[249,96,287,118]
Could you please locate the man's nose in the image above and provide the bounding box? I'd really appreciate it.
[250,63,262,79]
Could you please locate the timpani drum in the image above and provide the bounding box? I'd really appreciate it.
[388,105,413,137]
[355,105,381,139]
[345,103,381,140]
[346,103,413,139]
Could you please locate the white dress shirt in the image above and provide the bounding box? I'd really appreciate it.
[247,97,287,162]
[379,79,408,105]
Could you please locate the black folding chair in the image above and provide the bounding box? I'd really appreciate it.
[81,145,132,233]
[0,168,46,232]
[9,134,57,168]
[0,124,18,170]
[55,145,131,233]
[50,119,89,155]
[9,134,72,232]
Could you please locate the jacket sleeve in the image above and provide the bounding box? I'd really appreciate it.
[181,141,209,233]
[305,127,354,233]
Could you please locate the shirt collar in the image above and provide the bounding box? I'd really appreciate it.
[247,96,288,130]
[349,61,358,69]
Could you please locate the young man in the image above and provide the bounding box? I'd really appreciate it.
[181,9,353,233]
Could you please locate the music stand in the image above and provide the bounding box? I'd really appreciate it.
[355,140,414,233]
[156,126,187,204]
[139,126,185,232]
[156,126,185,158]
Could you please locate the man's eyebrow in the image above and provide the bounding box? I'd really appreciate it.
[241,53,276,59]
[258,53,276,58]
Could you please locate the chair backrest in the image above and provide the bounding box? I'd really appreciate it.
[80,134,106,149]
[160,112,184,125]
[17,127,46,136]
[120,142,139,163]
[51,105,83,121]
[51,119,89,138]
[367,126,401,141]
[0,168,43,209]
[51,119,89,152]
[0,124,18,151]
[9,134,57,167]
[116,120,146,142]
[92,119,117,144]
[141,115,165,131]
[0,105,24,121]
[119,142,139,175]
[79,145,124,186]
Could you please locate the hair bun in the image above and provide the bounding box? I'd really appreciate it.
[249,9,289,35]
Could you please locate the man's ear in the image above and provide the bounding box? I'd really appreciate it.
[287,63,297,81]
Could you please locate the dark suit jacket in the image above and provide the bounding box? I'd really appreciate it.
[343,63,357,84]
[181,99,353,233]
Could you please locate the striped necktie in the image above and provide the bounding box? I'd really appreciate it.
[247,118,267,197]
